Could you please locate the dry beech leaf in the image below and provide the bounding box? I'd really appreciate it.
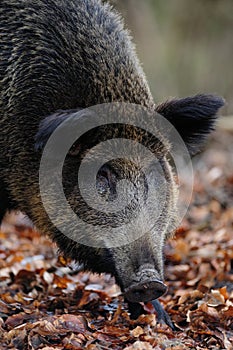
[124,340,154,350]
[131,326,144,338]
[207,289,225,307]
[54,314,88,333]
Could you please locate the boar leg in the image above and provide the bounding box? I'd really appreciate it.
[151,299,175,330]
[127,299,175,330]
[127,301,144,319]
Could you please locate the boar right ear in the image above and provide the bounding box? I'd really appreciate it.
[155,94,224,156]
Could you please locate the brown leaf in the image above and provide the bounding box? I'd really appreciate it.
[54,314,88,333]
[131,326,144,338]
[124,340,154,350]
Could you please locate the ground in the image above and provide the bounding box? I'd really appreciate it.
[0,130,232,349]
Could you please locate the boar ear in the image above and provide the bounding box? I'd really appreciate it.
[155,94,224,155]
[35,108,83,151]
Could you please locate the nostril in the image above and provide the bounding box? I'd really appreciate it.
[133,288,145,299]
[151,288,165,299]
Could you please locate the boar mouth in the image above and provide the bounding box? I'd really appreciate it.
[124,279,168,303]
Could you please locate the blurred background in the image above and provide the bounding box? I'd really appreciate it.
[111,0,233,117]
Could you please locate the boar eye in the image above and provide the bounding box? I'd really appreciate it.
[96,167,117,200]
[96,172,110,197]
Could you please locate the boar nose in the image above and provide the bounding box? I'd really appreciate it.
[125,280,167,303]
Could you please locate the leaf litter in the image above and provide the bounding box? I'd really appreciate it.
[0,130,232,349]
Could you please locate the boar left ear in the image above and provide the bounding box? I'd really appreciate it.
[35,108,83,151]
[155,94,225,155]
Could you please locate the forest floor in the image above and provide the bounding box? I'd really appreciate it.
[0,130,232,350]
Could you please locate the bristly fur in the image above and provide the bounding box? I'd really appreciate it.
[0,0,224,326]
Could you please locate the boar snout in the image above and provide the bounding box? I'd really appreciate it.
[123,264,167,303]
[124,279,167,303]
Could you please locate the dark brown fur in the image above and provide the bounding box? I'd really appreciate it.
[0,0,224,326]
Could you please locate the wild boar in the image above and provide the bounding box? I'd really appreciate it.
[0,0,224,327]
